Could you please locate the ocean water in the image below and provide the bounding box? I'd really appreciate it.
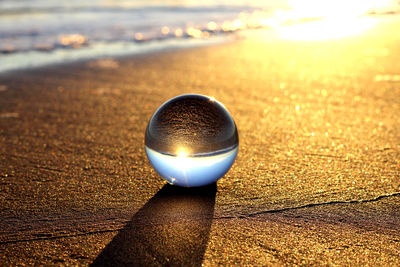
[0,0,281,72]
[0,0,398,72]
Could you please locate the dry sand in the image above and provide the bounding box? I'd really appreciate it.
[0,16,399,265]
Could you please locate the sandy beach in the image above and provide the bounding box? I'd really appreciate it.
[1,15,400,265]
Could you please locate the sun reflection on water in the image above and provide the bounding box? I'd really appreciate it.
[273,0,391,40]
[158,0,394,41]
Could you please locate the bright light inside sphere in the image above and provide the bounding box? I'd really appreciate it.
[176,147,189,158]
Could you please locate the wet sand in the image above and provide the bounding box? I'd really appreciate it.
[0,16,400,265]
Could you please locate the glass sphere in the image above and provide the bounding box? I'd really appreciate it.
[145,94,239,187]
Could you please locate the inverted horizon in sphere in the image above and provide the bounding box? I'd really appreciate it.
[145,94,239,187]
[146,145,238,187]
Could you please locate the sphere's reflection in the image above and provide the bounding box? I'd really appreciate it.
[145,94,239,187]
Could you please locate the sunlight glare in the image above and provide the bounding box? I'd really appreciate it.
[279,16,377,41]
[176,147,189,158]
[287,0,393,19]
[275,0,390,40]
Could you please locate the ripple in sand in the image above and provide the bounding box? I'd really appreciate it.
[94,88,121,95]
[374,74,400,82]
[0,112,19,118]
[88,58,120,69]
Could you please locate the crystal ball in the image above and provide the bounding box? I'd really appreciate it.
[145,94,239,187]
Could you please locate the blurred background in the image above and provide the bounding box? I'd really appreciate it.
[0,0,399,72]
